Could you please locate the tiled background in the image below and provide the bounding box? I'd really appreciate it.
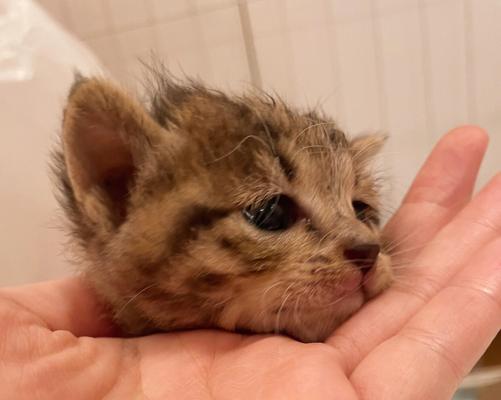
[36,0,501,206]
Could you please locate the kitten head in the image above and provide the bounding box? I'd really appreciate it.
[55,74,392,342]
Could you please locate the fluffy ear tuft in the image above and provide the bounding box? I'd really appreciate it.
[350,133,387,167]
[62,77,167,227]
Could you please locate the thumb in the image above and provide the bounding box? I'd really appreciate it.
[0,277,118,337]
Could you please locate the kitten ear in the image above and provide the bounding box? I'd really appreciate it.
[62,77,168,227]
[350,133,387,166]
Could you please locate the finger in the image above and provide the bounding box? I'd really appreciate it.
[385,126,488,262]
[350,238,501,400]
[329,173,501,373]
[0,277,117,337]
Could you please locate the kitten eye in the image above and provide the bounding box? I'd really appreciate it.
[352,200,379,225]
[352,200,369,219]
[243,195,297,231]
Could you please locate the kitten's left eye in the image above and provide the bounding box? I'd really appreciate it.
[352,200,370,219]
[352,200,379,225]
[243,195,297,231]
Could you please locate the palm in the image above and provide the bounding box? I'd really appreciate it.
[2,127,501,400]
[133,332,343,399]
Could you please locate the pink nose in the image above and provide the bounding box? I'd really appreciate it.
[343,244,380,275]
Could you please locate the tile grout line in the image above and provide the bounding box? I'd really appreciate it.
[237,0,263,89]
[99,0,126,82]
[417,0,436,139]
[77,1,238,41]
[322,0,345,125]
[463,0,477,124]
[143,0,161,57]
[277,0,297,102]
[370,0,389,132]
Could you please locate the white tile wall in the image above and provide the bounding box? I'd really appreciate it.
[197,6,251,89]
[149,0,192,21]
[469,0,501,187]
[84,33,122,74]
[114,26,158,86]
[424,0,469,139]
[375,0,432,193]
[107,0,152,31]
[65,0,110,37]
[36,0,501,204]
[249,3,300,94]
[331,0,384,132]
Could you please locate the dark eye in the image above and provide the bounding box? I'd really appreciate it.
[243,195,297,231]
[352,200,369,219]
[352,200,379,225]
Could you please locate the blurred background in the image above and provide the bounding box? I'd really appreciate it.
[0,0,500,397]
[36,0,501,188]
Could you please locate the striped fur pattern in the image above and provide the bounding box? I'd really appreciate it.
[53,72,392,342]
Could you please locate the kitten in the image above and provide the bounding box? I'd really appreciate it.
[53,72,392,343]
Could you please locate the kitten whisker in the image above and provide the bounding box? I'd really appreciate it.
[274,282,296,335]
[292,121,337,145]
[292,290,305,326]
[115,283,158,319]
[211,296,233,309]
[253,108,277,156]
[290,145,334,164]
[383,229,425,254]
[317,288,356,309]
[386,244,428,259]
[207,135,271,164]
[259,279,286,309]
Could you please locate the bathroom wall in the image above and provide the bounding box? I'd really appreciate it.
[0,0,103,285]
[37,0,501,206]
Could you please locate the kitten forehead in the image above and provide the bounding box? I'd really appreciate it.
[148,78,352,187]
[145,80,370,233]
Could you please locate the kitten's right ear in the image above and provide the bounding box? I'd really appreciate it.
[62,77,173,227]
[350,133,386,169]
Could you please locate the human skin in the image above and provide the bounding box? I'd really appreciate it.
[1,126,499,400]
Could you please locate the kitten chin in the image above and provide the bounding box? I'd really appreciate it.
[221,288,365,343]
[216,252,391,342]
[53,70,393,343]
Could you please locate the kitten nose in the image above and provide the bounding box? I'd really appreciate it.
[343,243,380,274]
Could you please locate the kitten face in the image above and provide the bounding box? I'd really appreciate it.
[55,74,392,342]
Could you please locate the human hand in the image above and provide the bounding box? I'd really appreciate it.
[1,126,499,400]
